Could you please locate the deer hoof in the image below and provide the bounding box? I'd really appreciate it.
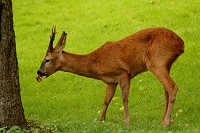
[124,117,130,126]
[162,120,170,128]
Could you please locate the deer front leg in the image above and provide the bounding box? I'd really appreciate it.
[118,73,131,126]
[100,83,117,121]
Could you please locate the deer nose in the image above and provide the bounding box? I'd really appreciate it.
[37,70,46,76]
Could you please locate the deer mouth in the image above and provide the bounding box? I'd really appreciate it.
[36,71,47,82]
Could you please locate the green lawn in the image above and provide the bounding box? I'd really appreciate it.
[13,0,200,132]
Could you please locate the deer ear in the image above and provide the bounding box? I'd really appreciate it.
[55,31,67,51]
[48,25,56,52]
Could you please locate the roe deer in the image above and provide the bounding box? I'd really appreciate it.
[37,25,184,127]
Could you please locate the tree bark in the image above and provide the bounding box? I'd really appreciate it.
[0,0,27,128]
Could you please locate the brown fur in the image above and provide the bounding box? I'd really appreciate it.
[37,27,184,127]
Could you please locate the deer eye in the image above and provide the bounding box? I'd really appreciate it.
[45,59,50,63]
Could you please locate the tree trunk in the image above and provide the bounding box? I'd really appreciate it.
[0,0,27,128]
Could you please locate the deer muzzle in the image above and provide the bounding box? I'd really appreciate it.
[36,75,42,82]
[36,70,46,82]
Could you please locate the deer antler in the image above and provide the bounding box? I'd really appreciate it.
[48,25,56,52]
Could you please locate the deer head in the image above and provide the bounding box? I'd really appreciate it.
[36,25,67,82]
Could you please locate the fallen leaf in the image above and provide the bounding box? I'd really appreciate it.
[120,106,124,111]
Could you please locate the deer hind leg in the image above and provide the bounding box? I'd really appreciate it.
[100,83,117,121]
[163,88,169,123]
[150,67,178,127]
[118,73,131,126]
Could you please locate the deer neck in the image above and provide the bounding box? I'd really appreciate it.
[60,51,95,78]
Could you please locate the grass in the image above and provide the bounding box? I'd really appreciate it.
[12,0,200,132]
